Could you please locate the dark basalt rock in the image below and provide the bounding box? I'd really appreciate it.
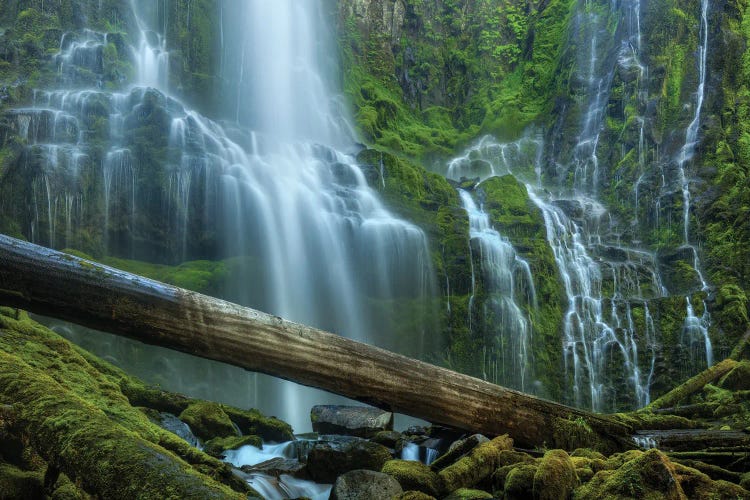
[306,438,392,484]
[310,405,393,439]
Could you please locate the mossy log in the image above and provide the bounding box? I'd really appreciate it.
[0,235,634,451]
[644,359,738,411]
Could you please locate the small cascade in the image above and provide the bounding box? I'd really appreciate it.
[459,189,537,391]
[401,442,439,465]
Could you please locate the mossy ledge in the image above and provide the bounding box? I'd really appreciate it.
[0,307,263,498]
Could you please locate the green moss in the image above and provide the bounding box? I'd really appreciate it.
[203,435,262,457]
[443,488,493,499]
[0,309,257,497]
[532,449,578,500]
[502,464,537,500]
[382,459,441,497]
[0,463,45,500]
[438,435,514,493]
[393,492,437,500]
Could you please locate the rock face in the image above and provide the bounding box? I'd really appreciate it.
[310,405,394,438]
[330,469,403,500]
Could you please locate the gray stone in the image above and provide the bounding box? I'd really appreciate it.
[330,469,403,500]
[307,438,393,483]
[311,405,393,438]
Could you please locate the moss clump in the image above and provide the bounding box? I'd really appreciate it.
[438,435,513,493]
[178,402,238,441]
[502,464,537,500]
[393,492,437,500]
[443,488,493,499]
[382,459,441,497]
[203,435,262,458]
[576,449,682,499]
[0,463,45,500]
[532,449,578,500]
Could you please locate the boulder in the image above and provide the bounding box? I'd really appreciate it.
[532,449,578,500]
[240,457,307,479]
[372,430,404,451]
[503,464,537,500]
[443,488,493,499]
[393,492,437,500]
[178,401,237,441]
[306,439,392,483]
[330,469,403,500]
[382,459,441,497]
[310,405,393,438]
[204,435,262,457]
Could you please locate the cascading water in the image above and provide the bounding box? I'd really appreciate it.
[447,135,663,411]
[673,0,713,369]
[459,189,537,391]
[12,0,439,434]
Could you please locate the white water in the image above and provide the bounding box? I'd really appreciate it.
[16,0,439,435]
[459,189,537,391]
[225,443,331,500]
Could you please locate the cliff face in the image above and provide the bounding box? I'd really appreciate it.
[0,0,748,411]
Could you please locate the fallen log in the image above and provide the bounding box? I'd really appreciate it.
[0,235,634,452]
[644,358,738,411]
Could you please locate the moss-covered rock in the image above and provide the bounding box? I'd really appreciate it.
[438,434,513,493]
[503,464,537,500]
[178,402,238,441]
[382,459,441,497]
[0,463,45,500]
[393,491,437,500]
[203,435,262,458]
[533,449,578,500]
[443,488,493,499]
[575,449,683,500]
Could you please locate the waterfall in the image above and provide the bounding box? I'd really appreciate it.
[13,0,439,433]
[459,189,537,391]
[674,0,713,368]
[447,135,662,411]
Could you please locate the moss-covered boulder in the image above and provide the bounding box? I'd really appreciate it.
[533,449,578,500]
[443,488,493,499]
[503,464,537,500]
[576,449,683,499]
[330,469,403,500]
[307,439,392,484]
[430,434,489,471]
[203,435,263,458]
[382,459,441,497]
[372,430,404,451]
[178,402,238,441]
[438,434,514,493]
[0,463,45,500]
[393,491,437,500]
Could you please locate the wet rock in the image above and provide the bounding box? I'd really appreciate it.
[178,401,238,440]
[372,430,404,451]
[306,439,392,483]
[240,457,307,479]
[382,459,441,497]
[310,405,393,438]
[330,469,403,500]
[532,449,578,500]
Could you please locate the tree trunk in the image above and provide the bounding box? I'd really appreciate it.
[0,235,635,451]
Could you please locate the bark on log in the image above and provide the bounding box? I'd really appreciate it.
[0,235,635,451]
